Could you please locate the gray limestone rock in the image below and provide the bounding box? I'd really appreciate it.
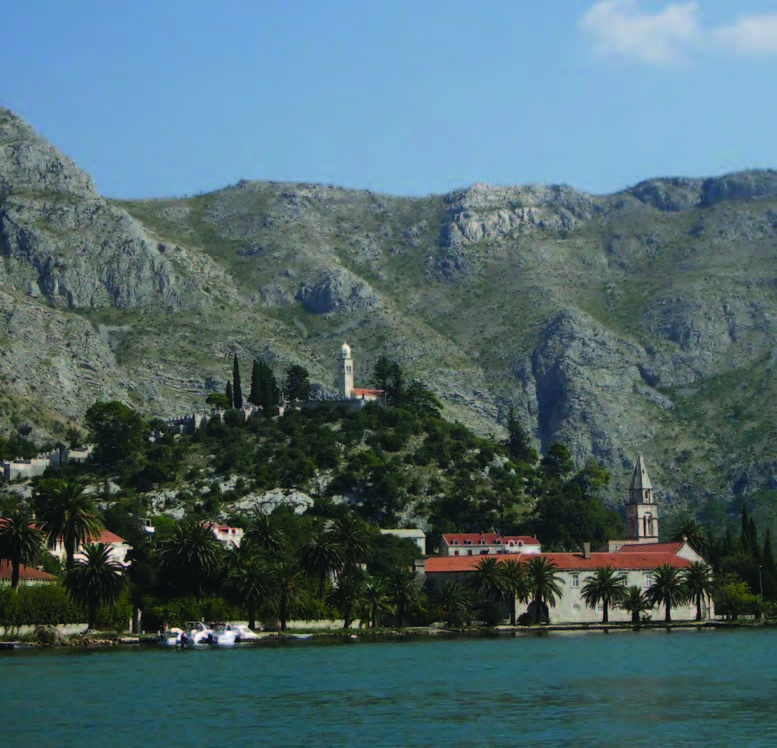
[295,269,380,314]
[628,177,704,212]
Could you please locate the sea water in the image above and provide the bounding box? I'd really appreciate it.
[1,629,776,747]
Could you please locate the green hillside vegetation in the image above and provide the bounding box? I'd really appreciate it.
[7,103,777,543]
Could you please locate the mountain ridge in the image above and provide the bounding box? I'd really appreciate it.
[2,106,777,521]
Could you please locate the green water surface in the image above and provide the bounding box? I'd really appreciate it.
[1,629,776,747]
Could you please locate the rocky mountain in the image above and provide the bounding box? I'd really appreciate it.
[2,107,777,517]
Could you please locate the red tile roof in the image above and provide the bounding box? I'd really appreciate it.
[95,529,128,545]
[351,388,384,397]
[617,542,684,554]
[425,551,692,574]
[0,560,57,582]
[442,533,540,545]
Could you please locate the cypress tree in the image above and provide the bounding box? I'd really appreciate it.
[232,354,243,409]
[225,381,234,409]
[257,361,278,417]
[763,527,777,600]
[750,517,760,563]
[506,407,537,464]
[249,360,261,406]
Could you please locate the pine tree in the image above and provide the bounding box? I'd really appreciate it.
[225,381,234,409]
[284,365,311,402]
[232,354,243,409]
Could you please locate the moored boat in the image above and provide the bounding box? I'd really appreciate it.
[181,621,213,648]
[156,627,184,647]
[233,624,261,643]
[207,622,238,647]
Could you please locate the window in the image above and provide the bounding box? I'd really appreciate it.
[465,540,472,546]
[451,540,458,545]
[518,540,524,548]
[480,550,489,555]
[571,574,579,588]
[644,572,652,588]
[453,550,459,556]
[467,550,473,556]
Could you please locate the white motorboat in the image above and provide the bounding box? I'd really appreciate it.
[233,624,261,643]
[207,622,238,647]
[156,627,184,647]
[180,621,213,647]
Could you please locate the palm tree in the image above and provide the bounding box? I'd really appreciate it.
[682,561,713,621]
[526,556,564,624]
[326,514,372,572]
[672,519,708,559]
[472,557,503,601]
[580,565,628,623]
[162,522,223,600]
[64,543,124,630]
[498,559,530,625]
[387,567,420,628]
[299,525,344,600]
[35,479,103,569]
[0,508,43,589]
[433,580,473,627]
[226,547,274,630]
[268,559,308,631]
[246,513,287,555]
[620,585,653,623]
[363,577,394,628]
[647,563,687,623]
[327,571,367,629]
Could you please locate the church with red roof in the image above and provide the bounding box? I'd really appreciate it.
[422,456,709,623]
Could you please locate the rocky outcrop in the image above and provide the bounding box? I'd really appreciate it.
[295,269,380,314]
[627,178,704,212]
[0,109,96,198]
[524,309,650,467]
[0,109,234,311]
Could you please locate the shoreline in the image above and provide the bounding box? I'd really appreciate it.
[2,619,776,650]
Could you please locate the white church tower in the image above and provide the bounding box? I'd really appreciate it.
[337,342,354,399]
[625,454,659,544]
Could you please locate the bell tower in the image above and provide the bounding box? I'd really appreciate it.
[337,342,354,399]
[625,454,659,543]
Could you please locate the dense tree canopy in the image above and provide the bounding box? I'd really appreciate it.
[84,401,147,467]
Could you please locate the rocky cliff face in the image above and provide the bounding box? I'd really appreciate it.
[3,107,777,512]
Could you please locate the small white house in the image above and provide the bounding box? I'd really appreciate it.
[380,528,427,556]
[203,522,244,549]
[50,528,133,567]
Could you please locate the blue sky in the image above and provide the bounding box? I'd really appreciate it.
[2,0,777,198]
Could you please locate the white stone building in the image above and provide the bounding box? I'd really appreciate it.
[381,528,427,555]
[337,342,385,405]
[50,528,133,567]
[440,533,542,557]
[423,456,710,624]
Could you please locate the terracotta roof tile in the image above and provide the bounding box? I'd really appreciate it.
[0,560,57,582]
[617,542,683,554]
[425,551,691,573]
[96,529,127,545]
